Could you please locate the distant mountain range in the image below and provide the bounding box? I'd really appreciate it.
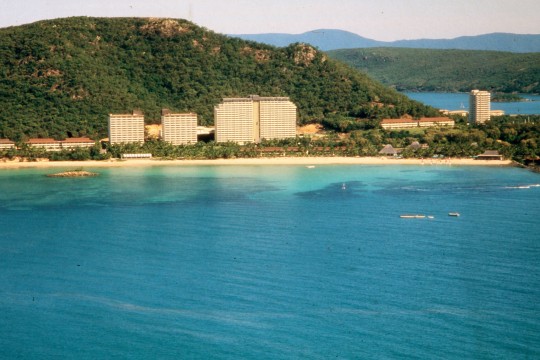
[232,30,540,53]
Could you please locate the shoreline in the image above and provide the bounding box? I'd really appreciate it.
[0,157,515,169]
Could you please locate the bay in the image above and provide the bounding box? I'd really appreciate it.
[1,165,539,359]
[403,91,540,115]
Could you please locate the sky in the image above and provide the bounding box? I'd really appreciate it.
[0,0,539,41]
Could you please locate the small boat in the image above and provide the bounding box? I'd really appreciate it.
[428,215,435,219]
[341,183,347,190]
[400,214,425,219]
[306,165,315,169]
[448,212,460,217]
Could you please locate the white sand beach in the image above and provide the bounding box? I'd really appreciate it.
[0,157,515,169]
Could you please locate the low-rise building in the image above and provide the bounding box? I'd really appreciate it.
[380,118,418,129]
[121,153,152,159]
[418,117,455,127]
[26,137,96,151]
[0,139,15,150]
[26,138,62,151]
[381,117,454,129]
[476,150,503,160]
[61,137,95,149]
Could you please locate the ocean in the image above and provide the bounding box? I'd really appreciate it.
[403,92,540,115]
[1,165,539,359]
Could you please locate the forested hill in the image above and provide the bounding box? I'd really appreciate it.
[328,48,540,93]
[0,17,436,141]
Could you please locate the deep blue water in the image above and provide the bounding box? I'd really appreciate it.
[403,92,540,115]
[1,165,539,359]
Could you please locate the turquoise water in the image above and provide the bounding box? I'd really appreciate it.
[1,165,539,359]
[403,92,540,115]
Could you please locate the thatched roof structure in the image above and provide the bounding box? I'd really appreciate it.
[379,144,398,156]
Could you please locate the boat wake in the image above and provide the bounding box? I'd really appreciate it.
[504,184,540,190]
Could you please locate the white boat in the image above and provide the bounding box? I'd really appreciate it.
[448,212,460,217]
[400,214,425,219]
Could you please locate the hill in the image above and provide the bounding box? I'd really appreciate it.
[232,30,540,53]
[0,17,436,141]
[327,48,540,93]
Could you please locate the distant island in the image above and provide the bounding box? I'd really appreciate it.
[491,93,527,102]
[327,48,540,94]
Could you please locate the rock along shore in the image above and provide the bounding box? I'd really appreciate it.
[46,170,99,177]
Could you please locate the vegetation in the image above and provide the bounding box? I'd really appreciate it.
[372,115,540,162]
[328,48,540,93]
[3,116,539,164]
[0,17,437,142]
[491,93,525,102]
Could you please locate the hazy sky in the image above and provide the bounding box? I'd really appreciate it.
[1,0,539,41]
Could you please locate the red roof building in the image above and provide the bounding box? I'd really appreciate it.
[0,138,15,149]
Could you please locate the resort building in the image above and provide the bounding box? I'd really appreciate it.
[490,110,505,117]
[214,95,297,144]
[417,117,455,127]
[161,109,197,145]
[380,119,419,129]
[108,110,145,145]
[26,138,62,151]
[0,138,15,150]
[26,137,96,151]
[381,117,454,129]
[469,90,491,124]
[61,137,95,150]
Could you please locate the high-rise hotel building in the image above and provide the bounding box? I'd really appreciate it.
[161,109,197,145]
[214,95,297,144]
[108,110,145,144]
[469,90,491,124]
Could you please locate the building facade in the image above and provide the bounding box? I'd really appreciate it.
[381,117,454,129]
[0,139,15,150]
[380,119,418,129]
[108,110,145,145]
[215,95,296,144]
[26,137,95,151]
[469,90,491,124]
[61,137,95,149]
[161,110,197,145]
[26,138,62,151]
[417,117,455,127]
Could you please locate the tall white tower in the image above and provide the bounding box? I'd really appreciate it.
[469,90,491,124]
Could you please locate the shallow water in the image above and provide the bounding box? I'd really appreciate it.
[1,165,539,358]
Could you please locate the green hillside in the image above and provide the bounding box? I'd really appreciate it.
[328,47,540,93]
[0,17,437,141]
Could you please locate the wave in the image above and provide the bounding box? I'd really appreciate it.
[504,184,540,189]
